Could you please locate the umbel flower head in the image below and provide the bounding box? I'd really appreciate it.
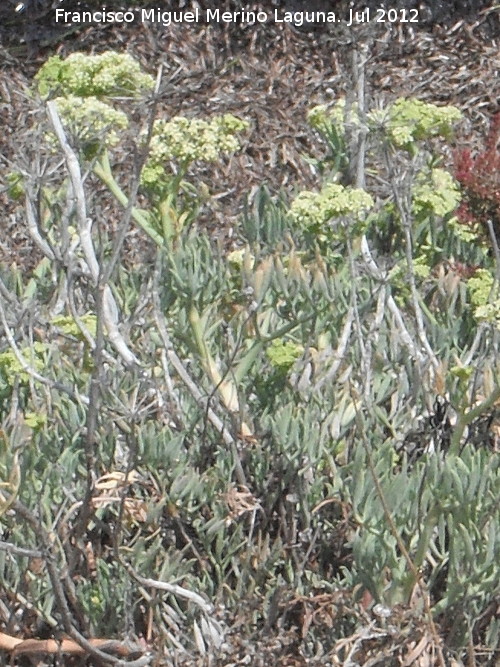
[412,168,461,218]
[290,182,374,236]
[384,98,462,148]
[141,114,249,188]
[308,99,360,136]
[35,51,153,156]
[307,98,462,150]
[467,269,500,327]
[35,51,155,99]
[266,339,304,371]
[50,96,129,156]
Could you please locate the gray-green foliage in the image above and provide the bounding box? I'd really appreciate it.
[344,442,500,626]
[3,50,500,661]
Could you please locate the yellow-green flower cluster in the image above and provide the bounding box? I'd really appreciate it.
[141,114,249,186]
[467,269,500,326]
[308,105,332,132]
[52,96,129,151]
[266,339,304,371]
[52,313,98,338]
[0,342,47,385]
[36,51,155,99]
[290,183,374,229]
[227,248,255,269]
[307,99,359,135]
[307,98,461,151]
[389,255,431,290]
[447,217,482,243]
[150,114,248,164]
[35,52,153,155]
[386,98,462,148]
[412,254,431,279]
[412,168,461,218]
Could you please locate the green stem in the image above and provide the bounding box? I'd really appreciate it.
[158,197,174,242]
[93,152,164,247]
[188,305,252,438]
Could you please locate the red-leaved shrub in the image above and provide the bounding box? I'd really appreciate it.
[453,113,500,242]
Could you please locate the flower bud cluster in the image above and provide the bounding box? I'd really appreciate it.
[52,95,129,152]
[412,168,461,218]
[36,51,155,99]
[308,97,461,149]
[308,99,360,135]
[290,183,374,230]
[35,51,155,155]
[266,339,304,370]
[467,269,500,326]
[386,98,462,148]
[141,114,249,187]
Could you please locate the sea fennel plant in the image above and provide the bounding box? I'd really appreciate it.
[5,39,500,661]
[34,51,249,245]
[32,51,252,432]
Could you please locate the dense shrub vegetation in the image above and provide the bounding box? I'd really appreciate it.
[1,50,499,665]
